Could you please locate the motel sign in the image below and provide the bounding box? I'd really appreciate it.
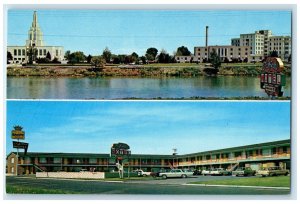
[260,57,286,97]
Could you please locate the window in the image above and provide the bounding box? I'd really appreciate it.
[53,158,62,164]
[14,49,17,55]
[22,49,25,56]
[89,158,97,164]
[11,158,14,164]
[11,167,14,173]
[44,49,46,55]
[18,49,21,56]
[262,149,271,156]
[56,50,59,56]
[39,157,47,163]
[39,49,42,56]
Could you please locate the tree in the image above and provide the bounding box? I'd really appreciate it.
[7,51,13,64]
[209,49,221,69]
[26,46,38,64]
[158,49,172,63]
[86,55,93,63]
[102,47,112,63]
[64,50,71,60]
[91,56,105,69]
[131,52,139,64]
[145,47,158,61]
[270,50,278,57]
[288,54,291,63]
[46,51,52,60]
[69,51,86,64]
[176,46,191,56]
[140,56,147,64]
[224,57,230,63]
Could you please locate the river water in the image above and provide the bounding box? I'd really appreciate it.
[7,76,291,99]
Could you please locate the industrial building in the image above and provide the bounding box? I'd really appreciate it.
[6,139,290,175]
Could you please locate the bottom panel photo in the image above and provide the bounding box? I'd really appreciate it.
[5,101,291,196]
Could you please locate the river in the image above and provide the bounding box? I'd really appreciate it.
[7,76,291,99]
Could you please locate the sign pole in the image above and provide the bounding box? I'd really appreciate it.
[16,138,19,176]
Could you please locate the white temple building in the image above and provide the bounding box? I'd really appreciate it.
[7,11,64,64]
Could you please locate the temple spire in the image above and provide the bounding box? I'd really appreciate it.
[32,11,38,27]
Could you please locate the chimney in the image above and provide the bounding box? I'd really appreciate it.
[205,26,209,47]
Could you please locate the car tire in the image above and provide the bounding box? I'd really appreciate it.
[162,175,167,179]
[182,174,187,178]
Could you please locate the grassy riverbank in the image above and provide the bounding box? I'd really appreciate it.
[7,63,290,77]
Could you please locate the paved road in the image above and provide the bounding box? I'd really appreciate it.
[6,176,290,196]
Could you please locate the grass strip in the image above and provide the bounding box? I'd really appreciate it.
[6,185,75,194]
[190,176,290,187]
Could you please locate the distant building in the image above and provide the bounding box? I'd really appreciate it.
[268,36,291,61]
[231,30,291,62]
[7,11,64,64]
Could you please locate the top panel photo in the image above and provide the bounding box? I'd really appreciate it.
[6,9,291,100]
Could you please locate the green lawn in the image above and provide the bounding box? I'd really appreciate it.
[190,176,290,187]
[6,185,74,194]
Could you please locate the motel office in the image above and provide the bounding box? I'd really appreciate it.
[6,139,290,175]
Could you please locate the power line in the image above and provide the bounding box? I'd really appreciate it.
[8,33,291,39]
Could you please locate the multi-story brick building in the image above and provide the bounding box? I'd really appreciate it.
[6,139,290,175]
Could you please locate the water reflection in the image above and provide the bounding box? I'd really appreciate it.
[7,76,291,99]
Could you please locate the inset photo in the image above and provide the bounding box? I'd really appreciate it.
[6,101,291,195]
[6,9,291,100]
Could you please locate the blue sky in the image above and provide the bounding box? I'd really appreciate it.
[7,10,291,56]
[6,101,290,155]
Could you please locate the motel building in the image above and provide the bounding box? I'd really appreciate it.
[6,139,290,175]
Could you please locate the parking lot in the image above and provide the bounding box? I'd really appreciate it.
[6,175,290,195]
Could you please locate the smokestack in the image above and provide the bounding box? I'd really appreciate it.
[205,26,209,47]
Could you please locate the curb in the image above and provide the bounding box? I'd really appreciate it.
[182,183,290,190]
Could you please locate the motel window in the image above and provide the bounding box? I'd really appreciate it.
[53,158,62,164]
[18,49,21,56]
[282,146,288,153]
[22,49,25,56]
[89,158,97,164]
[211,155,216,160]
[39,49,42,56]
[14,49,17,56]
[39,157,47,163]
[262,149,271,156]
[25,157,31,163]
[11,167,14,173]
[199,156,203,161]
[11,158,14,164]
[56,50,59,56]
[205,155,211,160]
[234,152,242,157]
[44,49,47,55]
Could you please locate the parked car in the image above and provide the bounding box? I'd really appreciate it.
[210,168,231,176]
[133,169,152,177]
[256,166,289,177]
[159,169,193,179]
[202,168,213,176]
[193,169,202,175]
[232,167,256,177]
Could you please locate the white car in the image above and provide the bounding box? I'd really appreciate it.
[133,169,152,177]
[210,168,230,176]
[256,167,289,177]
[202,168,213,176]
[159,169,193,179]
